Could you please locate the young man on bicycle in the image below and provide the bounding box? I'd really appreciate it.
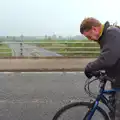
[80,17,120,120]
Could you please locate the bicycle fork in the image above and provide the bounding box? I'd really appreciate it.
[84,93,104,120]
[84,100,99,120]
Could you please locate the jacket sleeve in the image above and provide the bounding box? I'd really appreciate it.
[86,28,120,72]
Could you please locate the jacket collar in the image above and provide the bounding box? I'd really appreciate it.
[99,21,110,39]
[98,21,110,45]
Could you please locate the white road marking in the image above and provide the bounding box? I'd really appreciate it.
[21,72,84,74]
[0,72,84,74]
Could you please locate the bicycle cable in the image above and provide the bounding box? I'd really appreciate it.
[84,77,100,98]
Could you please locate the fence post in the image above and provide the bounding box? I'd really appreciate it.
[20,43,23,56]
[20,34,24,56]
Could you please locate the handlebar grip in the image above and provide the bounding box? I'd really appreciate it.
[89,71,116,83]
[95,71,116,83]
[92,71,101,77]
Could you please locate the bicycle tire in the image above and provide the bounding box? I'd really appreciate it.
[52,101,109,120]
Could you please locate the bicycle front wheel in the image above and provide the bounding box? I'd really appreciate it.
[52,101,109,120]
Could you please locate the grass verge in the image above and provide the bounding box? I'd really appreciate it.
[24,39,100,57]
[0,44,12,57]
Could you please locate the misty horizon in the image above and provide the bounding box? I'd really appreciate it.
[0,0,119,36]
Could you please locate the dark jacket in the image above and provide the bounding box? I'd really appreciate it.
[86,21,120,88]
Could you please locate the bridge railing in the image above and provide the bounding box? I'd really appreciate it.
[0,41,100,58]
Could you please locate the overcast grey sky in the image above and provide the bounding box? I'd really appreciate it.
[0,0,120,36]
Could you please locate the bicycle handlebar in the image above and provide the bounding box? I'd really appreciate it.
[92,71,116,83]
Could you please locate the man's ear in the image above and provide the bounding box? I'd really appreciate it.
[92,26,99,32]
[92,26,96,30]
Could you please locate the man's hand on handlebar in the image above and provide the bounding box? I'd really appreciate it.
[84,66,115,83]
[84,62,102,79]
[84,68,101,79]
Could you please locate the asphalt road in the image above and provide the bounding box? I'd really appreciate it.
[8,43,62,57]
[0,72,110,120]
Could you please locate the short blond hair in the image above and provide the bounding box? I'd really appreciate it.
[80,17,102,34]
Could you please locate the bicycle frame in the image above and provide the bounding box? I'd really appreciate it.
[86,80,120,120]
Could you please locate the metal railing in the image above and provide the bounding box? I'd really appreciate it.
[0,41,100,58]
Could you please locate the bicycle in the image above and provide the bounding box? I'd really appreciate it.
[52,71,120,120]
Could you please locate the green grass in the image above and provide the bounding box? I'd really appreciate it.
[0,44,12,57]
[24,39,100,57]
